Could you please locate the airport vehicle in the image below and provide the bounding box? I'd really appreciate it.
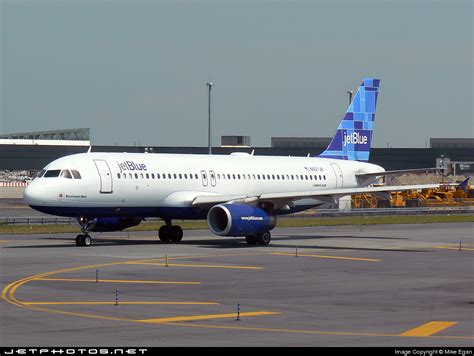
[23,78,444,246]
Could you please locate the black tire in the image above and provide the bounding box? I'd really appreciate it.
[82,234,92,247]
[76,234,83,246]
[245,235,258,245]
[171,226,183,243]
[256,231,271,246]
[158,225,172,243]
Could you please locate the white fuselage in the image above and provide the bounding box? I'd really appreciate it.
[24,152,384,218]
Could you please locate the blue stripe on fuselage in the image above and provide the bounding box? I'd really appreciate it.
[29,204,322,219]
[29,206,208,220]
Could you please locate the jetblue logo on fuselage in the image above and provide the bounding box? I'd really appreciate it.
[343,132,368,147]
[117,161,147,172]
[241,216,264,221]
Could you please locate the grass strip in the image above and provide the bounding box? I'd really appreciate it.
[0,214,473,235]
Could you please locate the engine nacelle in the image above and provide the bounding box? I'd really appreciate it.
[207,204,276,237]
[78,217,142,232]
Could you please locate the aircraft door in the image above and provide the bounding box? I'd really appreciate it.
[209,170,216,187]
[94,159,113,193]
[330,163,344,189]
[201,170,208,187]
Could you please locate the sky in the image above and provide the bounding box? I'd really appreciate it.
[1,0,472,148]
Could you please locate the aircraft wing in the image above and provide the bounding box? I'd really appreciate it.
[258,183,444,202]
[192,183,453,208]
[356,168,442,179]
[192,194,258,206]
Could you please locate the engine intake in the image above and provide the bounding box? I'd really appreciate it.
[207,204,276,237]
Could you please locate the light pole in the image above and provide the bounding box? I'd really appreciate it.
[206,81,213,155]
[347,90,353,106]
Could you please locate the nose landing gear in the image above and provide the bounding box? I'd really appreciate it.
[76,234,92,247]
[75,217,94,247]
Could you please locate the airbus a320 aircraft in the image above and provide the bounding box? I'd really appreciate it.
[24,78,443,246]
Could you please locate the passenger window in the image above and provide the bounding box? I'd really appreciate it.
[146,173,149,179]
[117,173,121,179]
[140,173,144,179]
[184,174,188,179]
[135,173,138,179]
[151,173,155,179]
[123,173,127,179]
[179,174,182,179]
[44,170,61,178]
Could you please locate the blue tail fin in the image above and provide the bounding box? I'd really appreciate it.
[319,78,380,161]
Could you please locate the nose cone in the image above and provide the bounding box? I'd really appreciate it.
[23,182,43,206]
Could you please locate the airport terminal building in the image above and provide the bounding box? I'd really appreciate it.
[0,130,473,176]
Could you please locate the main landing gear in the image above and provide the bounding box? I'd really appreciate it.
[158,220,183,243]
[245,231,271,246]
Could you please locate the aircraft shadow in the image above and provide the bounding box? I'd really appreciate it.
[5,234,424,253]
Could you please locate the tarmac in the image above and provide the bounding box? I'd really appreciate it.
[1,222,473,347]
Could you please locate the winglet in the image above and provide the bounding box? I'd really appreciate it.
[458,177,470,192]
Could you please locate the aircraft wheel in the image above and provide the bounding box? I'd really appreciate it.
[171,225,183,243]
[76,234,83,246]
[158,225,172,243]
[245,235,258,245]
[82,234,92,247]
[256,231,271,246]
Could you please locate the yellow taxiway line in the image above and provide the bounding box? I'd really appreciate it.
[34,277,201,285]
[126,262,263,270]
[139,311,279,324]
[22,301,220,306]
[400,321,458,337]
[270,252,381,262]
[433,246,474,251]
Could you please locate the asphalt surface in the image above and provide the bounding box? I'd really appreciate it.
[1,223,473,347]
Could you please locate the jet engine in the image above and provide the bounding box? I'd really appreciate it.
[207,203,276,237]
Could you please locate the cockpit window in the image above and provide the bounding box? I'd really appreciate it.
[44,170,61,178]
[71,170,82,179]
[36,170,46,178]
[60,170,73,179]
